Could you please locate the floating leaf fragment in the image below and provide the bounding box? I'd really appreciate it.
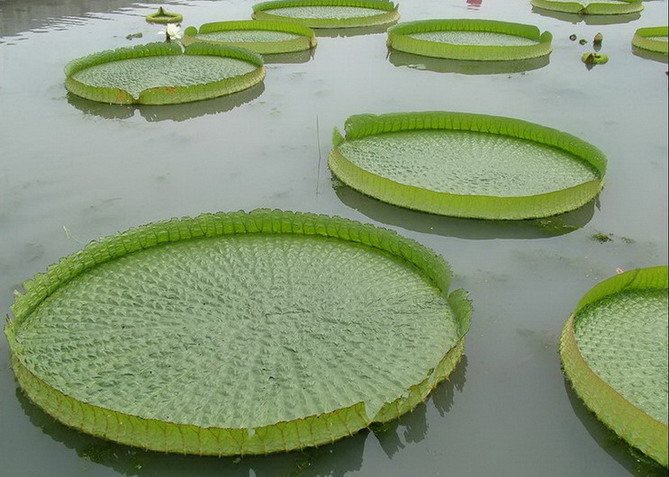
[582,51,608,64]
[183,20,317,54]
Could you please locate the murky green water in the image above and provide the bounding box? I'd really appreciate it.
[0,0,667,476]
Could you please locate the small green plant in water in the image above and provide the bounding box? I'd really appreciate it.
[592,232,613,243]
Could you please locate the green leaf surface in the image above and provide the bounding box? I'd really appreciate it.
[561,267,668,467]
[387,19,552,61]
[6,210,470,455]
[328,112,606,220]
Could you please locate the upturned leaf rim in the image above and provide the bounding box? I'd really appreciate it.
[530,0,643,15]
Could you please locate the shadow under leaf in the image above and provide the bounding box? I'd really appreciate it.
[371,355,467,458]
[631,47,668,64]
[334,181,597,240]
[263,49,315,65]
[66,82,265,122]
[314,23,395,38]
[388,49,550,75]
[563,378,666,477]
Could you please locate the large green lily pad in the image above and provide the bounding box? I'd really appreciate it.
[5,210,471,455]
[183,20,317,54]
[560,267,668,466]
[387,20,552,61]
[252,0,399,29]
[633,26,669,55]
[530,0,643,15]
[329,112,606,220]
[65,42,265,105]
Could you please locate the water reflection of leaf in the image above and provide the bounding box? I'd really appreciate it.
[388,49,550,75]
[563,379,667,476]
[66,82,265,122]
[334,182,596,240]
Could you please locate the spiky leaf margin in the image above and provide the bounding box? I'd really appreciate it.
[64,42,265,105]
[252,0,399,29]
[328,112,606,220]
[386,19,553,61]
[632,26,669,55]
[5,210,471,455]
[530,0,643,15]
[183,20,317,54]
[560,266,668,467]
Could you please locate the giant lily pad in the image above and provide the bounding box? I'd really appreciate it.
[183,20,317,54]
[65,42,265,105]
[5,210,471,455]
[560,267,668,466]
[387,20,552,61]
[146,7,183,24]
[530,0,643,15]
[632,26,669,55]
[329,112,606,220]
[252,0,399,29]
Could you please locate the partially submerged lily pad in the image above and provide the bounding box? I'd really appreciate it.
[252,0,399,29]
[5,210,471,455]
[64,42,265,105]
[560,267,668,466]
[581,52,608,64]
[328,112,607,220]
[146,7,183,24]
[632,26,669,55]
[531,0,643,15]
[387,20,552,61]
[183,20,317,54]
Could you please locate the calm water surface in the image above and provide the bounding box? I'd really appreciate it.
[0,0,667,476]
